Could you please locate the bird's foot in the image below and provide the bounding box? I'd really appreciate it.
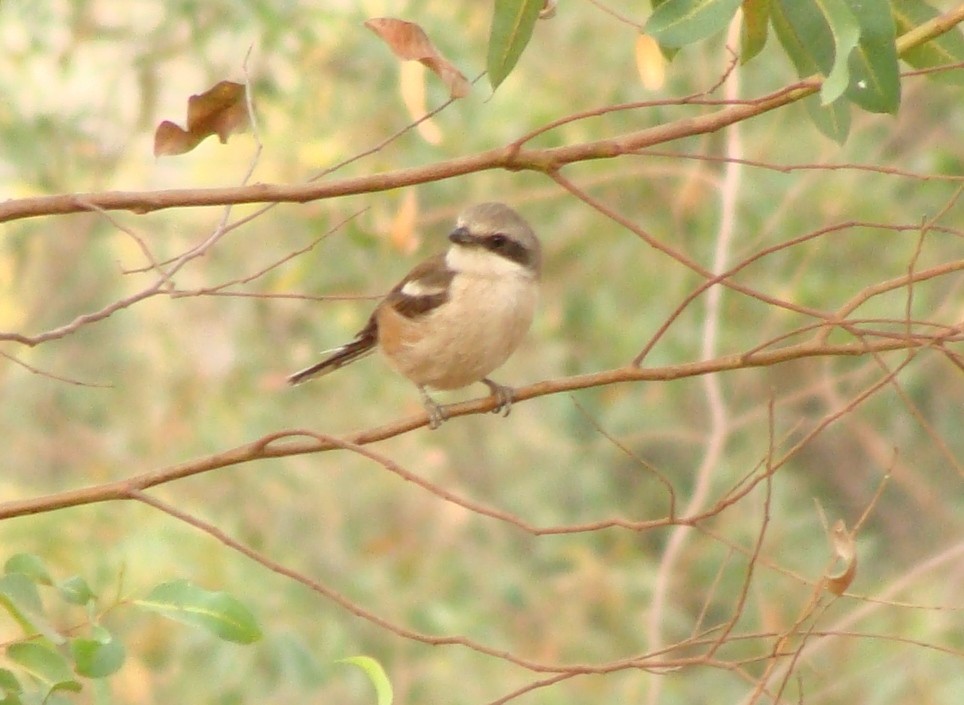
[482,378,514,417]
[419,387,448,430]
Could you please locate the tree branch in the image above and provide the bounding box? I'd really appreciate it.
[1,330,958,522]
[2,5,960,225]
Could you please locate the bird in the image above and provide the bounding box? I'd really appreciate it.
[288,202,541,428]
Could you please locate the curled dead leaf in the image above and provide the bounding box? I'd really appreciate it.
[364,17,470,99]
[825,519,857,596]
[154,80,250,157]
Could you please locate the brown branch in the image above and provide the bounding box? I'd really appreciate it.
[1,7,959,226]
[0,332,949,523]
[0,349,112,388]
[634,149,964,184]
[1,77,817,223]
[169,208,367,298]
[550,171,831,326]
[125,477,776,675]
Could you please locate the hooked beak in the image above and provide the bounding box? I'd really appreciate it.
[448,226,475,245]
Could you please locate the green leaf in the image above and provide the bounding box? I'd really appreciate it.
[772,1,831,75]
[69,627,125,678]
[487,0,544,90]
[57,576,96,606]
[770,0,850,137]
[818,0,861,105]
[774,0,902,112]
[805,91,851,143]
[740,0,771,63]
[3,555,52,587]
[0,574,43,622]
[0,574,64,644]
[894,0,964,85]
[134,580,262,644]
[845,0,900,112]
[771,0,858,104]
[772,1,853,142]
[336,656,393,705]
[645,0,743,48]
[648,0,681,59]
[6,642,81,696]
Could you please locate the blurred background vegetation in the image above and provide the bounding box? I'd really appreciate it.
[0,1,962,704]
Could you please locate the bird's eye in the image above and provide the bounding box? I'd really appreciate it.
[489,234,508,249]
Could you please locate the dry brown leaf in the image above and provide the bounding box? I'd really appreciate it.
[154,80,249,157]
[364,17,470,99]
[635,34,666,91]
[153,121,202,158]
[825,519,858,596]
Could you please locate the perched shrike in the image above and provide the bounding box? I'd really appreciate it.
[288,202,541,428]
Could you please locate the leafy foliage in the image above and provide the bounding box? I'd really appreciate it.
[487,0,546,89]
[135,579,262,644]
[0,554,261,702]
[895,0,964,83]
[490,0,964,140]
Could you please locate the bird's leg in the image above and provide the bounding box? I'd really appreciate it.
[418,386,448,429]
[481,378,514,417]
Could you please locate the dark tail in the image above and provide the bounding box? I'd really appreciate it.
[287,331,375,385]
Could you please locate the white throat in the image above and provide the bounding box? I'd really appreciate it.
[445,243,532,279]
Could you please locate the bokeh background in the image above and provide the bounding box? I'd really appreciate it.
[1,1,962,704]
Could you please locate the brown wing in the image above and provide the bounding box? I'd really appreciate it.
[383,252,454,319]
[288,253,454,385]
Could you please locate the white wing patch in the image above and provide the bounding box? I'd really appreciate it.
[401,278,448,298]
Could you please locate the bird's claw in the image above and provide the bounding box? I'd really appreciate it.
[482,378,514,417]
[420,387,448,430]
[419,380,515,429]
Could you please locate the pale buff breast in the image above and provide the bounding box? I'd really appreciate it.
[377,271,537,390]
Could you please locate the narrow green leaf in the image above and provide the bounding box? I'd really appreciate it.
[805,92,851,143]
[894,0,964,85]
[336,656,393,705]
[57,576,96,606]
[772,1,832,74]
[649,0,681,59]
[645,0,743,48]
[844,0,900,112]
[6,642,81,695]
[740,0,771,63]
[134,580,262,644]
[487,0,544,90]
[813,0,861,105]
[772,3,851,141]
[3,555,52,586]
[70,628,126,678]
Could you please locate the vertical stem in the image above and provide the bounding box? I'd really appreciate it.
[646,18,744,704]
